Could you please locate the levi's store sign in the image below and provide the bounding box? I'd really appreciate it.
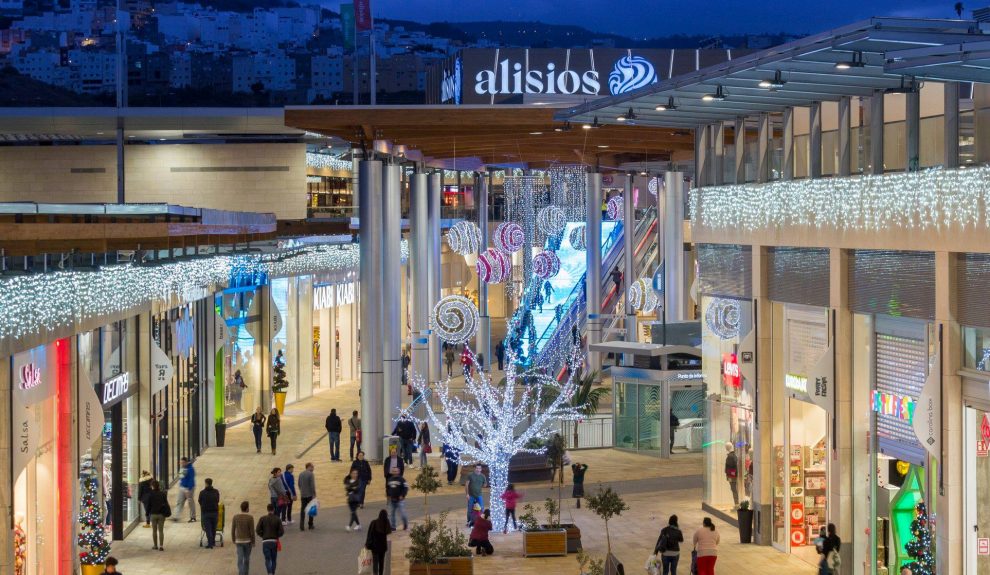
[873,390,915,422]
[721,353,741,388]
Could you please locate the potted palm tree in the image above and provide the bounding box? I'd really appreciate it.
[567,370,609,449]
[272,349,288,414]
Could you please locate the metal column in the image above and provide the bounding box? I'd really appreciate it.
[870,90,885,175]
[782,107,794,180]
[586,171,603,376]
[476,173,491,365]
[410,172,430,389]
[427,171,443,384]
[622,173,636,350]
[695,125,710,187]
[756,114,770,183]
[381,163,401,433]
[810,101,823,178]
[664,172,686,322]
[712,122,726,185]
[359,160,384,461]
[838,97,852,177]
[733,117,746,184]
[945,83,960,169]
[906,88,920,171]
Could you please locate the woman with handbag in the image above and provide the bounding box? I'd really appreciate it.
[819,523,841,575]
[268,468,288,525]
[365,510,393,575]
[145,480,170,551]
[417,422,432,468]
[266,408,281,456]
[251,406,266,454]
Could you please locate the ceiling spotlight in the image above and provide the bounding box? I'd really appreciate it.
[702,86,727,102]
[655,97,677,111]
[639,170,648,176]
[529,131,543,135]
[554,121,572,132]
[835,51,865,70]
[583,117,601,130]
[597,145,609,149]
[617,108,637,122]
[758,70,786,90]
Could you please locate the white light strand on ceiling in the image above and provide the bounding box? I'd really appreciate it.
[690,166,990,232]
[548,164,587,221]
[305,152,352,172]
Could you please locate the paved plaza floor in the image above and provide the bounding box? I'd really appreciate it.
[111,381,814,575]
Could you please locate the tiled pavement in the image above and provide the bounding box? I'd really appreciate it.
[111,381,813,574]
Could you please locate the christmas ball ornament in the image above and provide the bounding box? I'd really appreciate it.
[628,277,659,313]
[533,250,561,279]
[431,295,480,344]
[537,205,567,236]
[648,176,663,197]
[607,195,624,220]
[493,221,524,253]
[569,225,587,251]
[446,221,482,256]
[476,248,511,284]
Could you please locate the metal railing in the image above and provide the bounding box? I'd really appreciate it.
[559,414,613,450]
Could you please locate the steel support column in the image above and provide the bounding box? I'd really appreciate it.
[782,107,794,180]
[359,160,384,461]
[622,173,636,354]
[476,173,491,366]
[945,82,960,169]
[756,114,770,183]
[410,172,430,391]
[586,171,603,376]
[733,117,746,184]
[838,97,852,177]
[810,101,823,178]
[381,163,401,432]
[712,122,726,186]
[663,172,686,323]
[906,88,921,171]
[427,171,443,385]
[870,90,885,175]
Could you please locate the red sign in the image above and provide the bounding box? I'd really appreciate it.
[790,502,804,526]
[979,440,989,458]
[19,363,41,391]
[722,353,741,388]
[980,537,990,555]
[982,413,990,441]
[354,0,372,31]
[790,526,807,546]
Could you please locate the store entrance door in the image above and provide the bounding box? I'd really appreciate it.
[965,406,990,574]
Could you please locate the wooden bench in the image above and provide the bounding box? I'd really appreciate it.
[457,453,553,484]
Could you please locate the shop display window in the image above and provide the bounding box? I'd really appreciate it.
[964,325,990,372]
[965,407,990,574]
[217,287,263,422]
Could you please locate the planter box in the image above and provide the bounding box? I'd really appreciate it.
[446,556,474,575]
[523,528,568,557]
[409,562,452,575]
[561,523,582,553]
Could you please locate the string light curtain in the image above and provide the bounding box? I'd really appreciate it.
[548,164,587,221]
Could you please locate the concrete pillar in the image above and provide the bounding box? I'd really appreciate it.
[782,107,795,180]
[750,246,774,544]
[712,122,726,186]
[906,88,921,171]
[476,173,491,365]
[734,117,746,184]
[623,173,636,351]
[935,251,962,575]
[427,171,443,385]
[945,83,960,169]
[810,101,823,178]
[829,248,854,569]
[381,163,401,432]
[756,114,770,183]
[838,97,852,177]
[695,125,711,187]
[663,172,687,322]
[410,172,430,389]
[870,90,885,174]
[359,159,384,461]
[586,171,603,375]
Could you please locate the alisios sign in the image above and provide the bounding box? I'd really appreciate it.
[429,47,739,105]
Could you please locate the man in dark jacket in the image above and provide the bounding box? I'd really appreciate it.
[256,504,285,575]
[325,409,343,462]
[385,468,409,530]
[391,417,417,466]
[197,478,221,549]
[383,445,405,479]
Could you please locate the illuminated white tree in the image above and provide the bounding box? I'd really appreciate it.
[411,348,584,531]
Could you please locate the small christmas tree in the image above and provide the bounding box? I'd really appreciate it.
[272,350,288,393]
[77,475,111,566]
[904,501,935,575]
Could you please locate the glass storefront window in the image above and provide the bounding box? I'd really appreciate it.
[218,287,264,423]
[963,325,990,371]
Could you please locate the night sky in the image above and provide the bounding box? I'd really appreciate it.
[327,0,962,38]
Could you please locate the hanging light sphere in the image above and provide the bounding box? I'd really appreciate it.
[476,248,512,284]
[628,277,659,313]
[568,225,587,251]
[431,295,480,344]
[533,250,561,279]
[446,221,482,255]
[705,297,741,340]
[607,195,624,220]
[493,221,524,253]
[537,205,567,236]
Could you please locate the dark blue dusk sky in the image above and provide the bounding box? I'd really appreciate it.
[328,0,958,38]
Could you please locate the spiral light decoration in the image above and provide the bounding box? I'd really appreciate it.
[476,248,512,284]
[568,225,587,251]
[493,221,524,254]
[446,221,482,256]
[607,195,624,221]
[533,250,561,280]
[537,205,567,236]
[430,295,480,344]
[628,277,659,313]
[648,176,663,198]
[705,297,741,340]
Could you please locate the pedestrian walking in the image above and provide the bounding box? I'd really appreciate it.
[385,467,409,530]
[469,509,495,556]
[383,445,405,479]
[137,470,153,528]
[417,422,432,468]
[554,304,563,324]
[146,480,170,551]
[610,265,623,294]
[401,351,411,386]
[268,468,288,524]
[476,353,485,373]
[441,442,459,485]
[692,517,720,575]
[571,462,588,508]
[102,556,121,574]
[464,464,487,527]
[231,501,256,575]
[500,484,522,532]
[654,514,684,575]
[391,416,416,466]
[819,523,841,575]
[495,340,505,371]
[266,408,281,456]
[445,348,456,377]
[281,464,297,523]
[251,407,266,454]
[351,451,373,506]
[460,346,472,378]
[197,478,221,549]
[365,510,393,575]
[348,410,361,460]
[571,323,580,347]
[535,289,544,313]
[256,504,284,575]
[298,463,316,531]
[344,469,363,531]
[173,457,197,523]
[325,408,343,462]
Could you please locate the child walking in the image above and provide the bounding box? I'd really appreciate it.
[500,483,522,533]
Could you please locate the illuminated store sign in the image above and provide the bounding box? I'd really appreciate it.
[440,57,462,104]
[102,372,130,406]
[722,353,741,388]
[19,364,41,391]
[872,390,915,422]
[313,282,355,311]
[785,373,808,394]
[475,59,602,96]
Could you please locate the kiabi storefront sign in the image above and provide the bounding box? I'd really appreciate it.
[313,283,355,311]
[873,390,915,422]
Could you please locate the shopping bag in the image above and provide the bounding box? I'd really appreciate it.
[276,538,282,552]
[358,548,373,575]
[306,498,319,517]
[690,550,698,575]
[644,553,660,575]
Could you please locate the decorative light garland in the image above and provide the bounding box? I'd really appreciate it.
[533,250,561,280]
[568,225,587,251]
[446,221,483,256]
[705,297,741,340]
[607,195,624,221]
[536,205,567,237]
[548,164,587,221]
[628,277,658,313]
[648,176,662,198]
[476,248,512,284]
[430,295,480,344]
[305,152,352,172]
[690,165,990,232]
[493,222,525,254]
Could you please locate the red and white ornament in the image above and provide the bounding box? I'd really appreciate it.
[493,222,524,253]
[476,248,512,284]
[533,250,561,279]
